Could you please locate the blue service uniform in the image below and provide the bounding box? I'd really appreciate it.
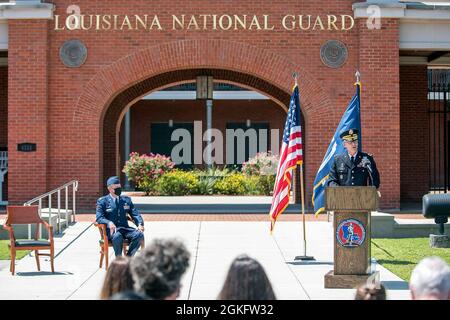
[96,194,144,257]
[327,152,380,188]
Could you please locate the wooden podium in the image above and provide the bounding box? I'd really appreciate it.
[324,186,380,289]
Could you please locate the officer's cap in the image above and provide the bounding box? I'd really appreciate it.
[340,128,359,142]
[106,176,120,186]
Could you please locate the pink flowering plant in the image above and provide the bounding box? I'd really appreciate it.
[123,152,175,195]
[242,152,278,176]
[242,152,279,195]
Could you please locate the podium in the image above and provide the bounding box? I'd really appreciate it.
[324,186,380,289]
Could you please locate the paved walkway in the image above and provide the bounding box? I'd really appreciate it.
[0,220,410,300]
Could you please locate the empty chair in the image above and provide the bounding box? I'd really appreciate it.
[2,205,55,275]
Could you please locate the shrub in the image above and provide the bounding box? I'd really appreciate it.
[242,152,278,195]
[242,151,278,176]
[257,175,276,195]
[196,175,216,195]
[154,170,199,196]
[244,175,261,195]
[214,173,248,195]
[194,166,237,195]
[123,152,175,195]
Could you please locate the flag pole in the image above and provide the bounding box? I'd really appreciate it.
[293,72,315,261]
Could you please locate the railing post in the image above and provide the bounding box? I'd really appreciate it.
[38,198,42,238]
[65,186,69,223]
[23,180,78,236]
[73,182,77,222]
[49,194,57,234]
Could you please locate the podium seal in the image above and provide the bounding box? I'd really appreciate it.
[336,218,366,247]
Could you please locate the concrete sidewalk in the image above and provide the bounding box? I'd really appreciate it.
[0,221,410,300]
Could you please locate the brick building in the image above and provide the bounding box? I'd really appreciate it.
[0,0,449,211]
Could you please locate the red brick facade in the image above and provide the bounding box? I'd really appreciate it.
[3,1,420,210]
[8,20,49,205]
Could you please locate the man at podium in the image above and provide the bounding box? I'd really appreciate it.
[327,129,380,189]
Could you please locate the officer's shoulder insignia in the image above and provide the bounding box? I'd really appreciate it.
[367,153,373,157]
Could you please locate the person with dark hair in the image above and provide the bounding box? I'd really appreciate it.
[354,283,387,300]
[100,256,135,300]
[130,238,190,300]
[218,254,276,300]
[109,291,149,300]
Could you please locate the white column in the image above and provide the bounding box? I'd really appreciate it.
[124,110,131,189]
[206,99,213,167]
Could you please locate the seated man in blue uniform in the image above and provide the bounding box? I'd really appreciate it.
[327,129,380,189]
[96,176,145,257]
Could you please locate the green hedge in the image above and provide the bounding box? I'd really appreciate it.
[151,168,275,196]
[154,170,199,196]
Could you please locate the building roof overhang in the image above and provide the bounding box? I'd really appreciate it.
[0,1,54,20]
[353,1,450,20]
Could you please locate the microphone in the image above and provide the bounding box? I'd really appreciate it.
[360,157,372,172]
[361,156,374,186]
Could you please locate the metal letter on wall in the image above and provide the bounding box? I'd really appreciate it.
[320,40,348,68]
[60,39,88,68]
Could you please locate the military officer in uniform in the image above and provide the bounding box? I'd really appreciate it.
[96,176,145,257]
[327,129,380,189]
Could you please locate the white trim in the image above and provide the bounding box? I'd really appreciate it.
[400,42,450,50]
[0,2,54,20]
[353,2,406,18]
[142,91,269,100]
[399,20,450,50]
[405,9,450,20]
[353,2,450,20]
[400,56,450,66]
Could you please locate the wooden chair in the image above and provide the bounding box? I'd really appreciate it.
[94,216,145,269]
[2,205,55,275]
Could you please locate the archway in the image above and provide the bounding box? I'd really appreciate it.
[74,40,332,203]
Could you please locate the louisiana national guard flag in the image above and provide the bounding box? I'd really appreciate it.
[269,84,303,232]
[312,82,362,216]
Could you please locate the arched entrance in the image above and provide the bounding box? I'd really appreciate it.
[74,40,332,207]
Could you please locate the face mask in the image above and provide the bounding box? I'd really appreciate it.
[114,187,122,196]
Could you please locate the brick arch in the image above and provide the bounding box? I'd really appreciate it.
[74,39,332,196]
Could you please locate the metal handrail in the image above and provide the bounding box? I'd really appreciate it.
[24,180,78,205]
[24,180,78,238]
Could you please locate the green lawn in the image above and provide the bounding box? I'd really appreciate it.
[371,238,450,281]
[0,240,30,260]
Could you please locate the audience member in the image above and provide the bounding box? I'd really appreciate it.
[130,238,190,300]
[100,256,135,300]
[410,256,450,300]
[355,283,386,300]
[218,254,276,300]
[109,291,149,300]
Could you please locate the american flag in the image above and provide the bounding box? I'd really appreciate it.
[270,85,303,232]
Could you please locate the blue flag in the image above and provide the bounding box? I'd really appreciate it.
[312,83,361,216]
